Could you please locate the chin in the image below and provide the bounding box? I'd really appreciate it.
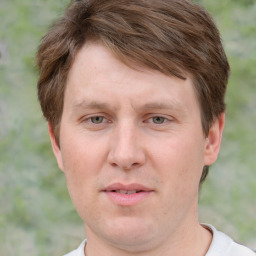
[101,216,157,251]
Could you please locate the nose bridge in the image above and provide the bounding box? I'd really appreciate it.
[108,120,145,169]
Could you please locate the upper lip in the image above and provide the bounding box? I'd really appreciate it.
[103,183,153,192]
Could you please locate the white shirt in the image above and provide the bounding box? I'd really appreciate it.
[204,224,255,256]
[63,224,255,256]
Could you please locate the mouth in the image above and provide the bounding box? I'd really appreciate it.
[112,190,143,194]
[102,183,154,206]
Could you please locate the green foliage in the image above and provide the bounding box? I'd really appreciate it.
[0,0,255,254]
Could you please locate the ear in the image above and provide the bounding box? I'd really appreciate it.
[204,112,225,166]
[48,122,64,171]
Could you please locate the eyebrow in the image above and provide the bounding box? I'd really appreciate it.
[139,101,183,111]
[72,99,184,113]
[72,100,117,111]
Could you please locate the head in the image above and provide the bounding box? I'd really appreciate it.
[37,1,230,252]
[37,0,229,185]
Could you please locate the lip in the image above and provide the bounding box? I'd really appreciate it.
[102,183,154,206]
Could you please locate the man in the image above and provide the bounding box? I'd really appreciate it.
[36,0,255,255]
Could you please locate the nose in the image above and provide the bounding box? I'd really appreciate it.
[107,122,146,170]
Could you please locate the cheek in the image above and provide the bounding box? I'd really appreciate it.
[61,144,101,221]
[59,136,105,203]
[60,132,107,175]
[154,135,205,190]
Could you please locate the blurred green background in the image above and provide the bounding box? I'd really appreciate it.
[0,0,255,255]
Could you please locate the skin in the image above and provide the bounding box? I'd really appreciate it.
[49,42,225,256]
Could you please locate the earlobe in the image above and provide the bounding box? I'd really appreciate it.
[204,112,225,166]
[48,122,64,171]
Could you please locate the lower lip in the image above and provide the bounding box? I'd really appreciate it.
[104,191,153,206]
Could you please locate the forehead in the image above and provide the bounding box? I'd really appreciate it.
[65,42,199,112]
[68,41,163,85]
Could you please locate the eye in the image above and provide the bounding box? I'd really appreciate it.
[151,116,167,124]
[90,116,105,124]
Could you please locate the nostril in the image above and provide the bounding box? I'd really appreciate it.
[107,140,146,170]
[122,162,140,170]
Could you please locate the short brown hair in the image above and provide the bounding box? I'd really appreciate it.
[36,0,230,183]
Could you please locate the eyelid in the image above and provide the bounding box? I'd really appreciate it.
[81,113,111,124]
[145,114,173,123]
[80,113,174,124]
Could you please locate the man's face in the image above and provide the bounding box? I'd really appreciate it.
[50,42,223,251]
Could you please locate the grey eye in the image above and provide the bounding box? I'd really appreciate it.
[152,116,165,124]
[90,116,104,124]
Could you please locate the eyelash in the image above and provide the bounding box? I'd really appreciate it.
[82,115,109,124]
[148,116,169,124]
[90,116,106,124]
[81,114,172,128]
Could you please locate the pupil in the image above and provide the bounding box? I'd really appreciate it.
[153,117,164,124]
[92,116,103,123]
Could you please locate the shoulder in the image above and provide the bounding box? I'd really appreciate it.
[204,224,255,256]
[63,239,86,256]
[228,241,256,256]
